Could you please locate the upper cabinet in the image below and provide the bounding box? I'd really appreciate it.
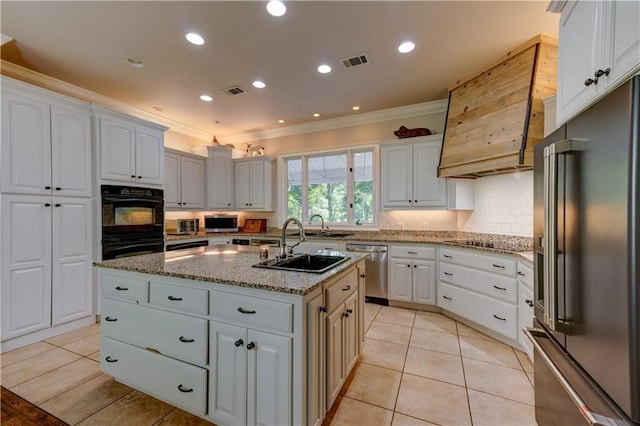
[164,148,206,210]
[1,77,92,197]
[192,146,234,210]
[93,106,167,187]
[233,156,275,211]
[555,0,640,124]
[381,135,448,209]
[439,35,558,178]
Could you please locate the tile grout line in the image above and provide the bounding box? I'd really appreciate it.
[456,320,476,426]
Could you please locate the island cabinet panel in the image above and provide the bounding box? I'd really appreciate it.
[101,336,207,416]
[149,282,208,315]
[101,271,148,303]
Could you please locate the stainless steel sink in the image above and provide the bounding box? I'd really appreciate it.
[252,254,350,273]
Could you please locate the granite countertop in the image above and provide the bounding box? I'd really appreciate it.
[94,245,367,296]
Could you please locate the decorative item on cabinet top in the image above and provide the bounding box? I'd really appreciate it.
[393,125,432,138]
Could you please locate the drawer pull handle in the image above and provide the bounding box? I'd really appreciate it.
[407,251,418,255]
[517,271,526,276]
[442,296,452,301]
[105,317,118,322]
[443,254,452,259]
[105,356,118,363]
[493,314,506,321]
[492,264,505,269]
[443,272,453,276]
[246,342,256,350]
[237,307,256,314]
[235,338,244,347]
[526,299,534,307]
[493,285,507,291]
[179,336,195,343]
[167,296,183,301]
[178,384,193,393]
[115,286,128,291]
[342,285,351,291]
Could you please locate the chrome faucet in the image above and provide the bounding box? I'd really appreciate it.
[280,217,306,258]
[309,214,327,233]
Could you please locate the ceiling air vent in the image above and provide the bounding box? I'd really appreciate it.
[222,85,246,96]
[341,53,369,69]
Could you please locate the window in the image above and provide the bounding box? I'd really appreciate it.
[283,148,376,226]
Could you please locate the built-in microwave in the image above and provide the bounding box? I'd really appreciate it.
[205,214,238,233]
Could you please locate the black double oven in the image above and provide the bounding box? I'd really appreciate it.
[101,185,164,260]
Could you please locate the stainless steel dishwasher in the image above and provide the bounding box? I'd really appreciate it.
[346,243,388,305]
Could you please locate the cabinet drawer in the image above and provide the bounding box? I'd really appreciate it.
[439,248,516,277]
[210,291,293,334]
[389,245,436,259]
[439,262,517,304]
[517,262,534,291]
[101,298,207,366]
[325,269,358,313]
[101,337,207,415]
[437,282,517,340]
[150,282,209,315]
[101,271,148,303]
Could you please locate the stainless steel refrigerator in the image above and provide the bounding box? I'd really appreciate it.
[528,75,640,425]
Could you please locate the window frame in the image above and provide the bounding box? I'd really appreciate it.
[278,144,379,229]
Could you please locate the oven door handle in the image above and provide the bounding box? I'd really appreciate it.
[102,195,162,204]
[105,242,163,251]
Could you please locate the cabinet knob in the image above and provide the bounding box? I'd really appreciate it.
[228,203,231,206]
[360,274,366,279]
[45,186,51,190]
[525,299,534,307]
[584,78,597,86]
[54,203,61,207]
[246,341,256,350]
[131,175,136,178]
[319,306,328,313]
[347,308,353,314]
[343,311,350,318]
[137,176,142,179]
[55,187,61,191]
[594,68,610,78]
[44,203,51,207]
[407,264,411,268]
[414,200,418,203]
[234,338,244,347]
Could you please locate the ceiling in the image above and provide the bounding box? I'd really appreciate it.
[0,1,559,141]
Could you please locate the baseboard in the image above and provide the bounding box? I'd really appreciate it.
[1,316,97,353]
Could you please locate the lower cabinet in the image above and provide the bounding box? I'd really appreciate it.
[389,245,437,305]
[209,321,291,426]
[517,262,534,359]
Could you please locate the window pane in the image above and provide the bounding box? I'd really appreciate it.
[353,150,373,223]
[286,158,302,219]
[307,154,347,223]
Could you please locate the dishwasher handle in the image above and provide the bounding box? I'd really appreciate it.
[345,244,388,253]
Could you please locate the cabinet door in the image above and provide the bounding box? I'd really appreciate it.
[180,156,205,209]
[246,329,292,426]
[325,307,344,409]
[557,0,602,124]
[381,145,413,208]
[100,117,136,183]
[343,292,358,374]
[51,198,92,326]
[603,0,640,87]
[234,161,251,209]
[164,153,181,209]
[208,152,233,209]
[1,195,52,339]
[413,260,436,305]
[389,259,413,302]
[135,127,164,186]
[209,321,247,425]
[248,160,265,209]
[307,294,325,426]
[413,143,447,208]
[518,283,534,360]
[1,90,51,195]
[50,104,91,197]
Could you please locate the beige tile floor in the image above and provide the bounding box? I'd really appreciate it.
[0,304,536,426]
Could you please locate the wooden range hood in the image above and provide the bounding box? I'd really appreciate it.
[438,34,558,178]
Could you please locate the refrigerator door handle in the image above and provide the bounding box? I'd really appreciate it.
[524,328,627,426]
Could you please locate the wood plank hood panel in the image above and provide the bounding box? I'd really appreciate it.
[439,34,558,178]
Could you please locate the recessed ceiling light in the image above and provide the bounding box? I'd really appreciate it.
[252,81,266,89]
[200,95,213,102]
[125,57,144,68]
[186,33,205,46]
[398,41,415,53]
[278,119,285,124]
[267,1,286,17]
[313,113,320,118]
[352,105,360,111]
[317,64,332,74]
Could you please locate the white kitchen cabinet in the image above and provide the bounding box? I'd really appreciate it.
[556,0,640,124]
[209,320,291,426]
[1,194,92,341]
[234,156,274,210]
[1,77,92,197]
[164,149,206,210]
[381,135,448,209]
[94,106,167,187]
[192,146,234,210]
[389,245,437,305]
[517,262,534,360]
[307,293,325,426]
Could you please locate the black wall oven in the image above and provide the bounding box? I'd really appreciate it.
[101,185,164,260]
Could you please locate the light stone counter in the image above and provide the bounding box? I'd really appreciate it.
[94,244,366,296]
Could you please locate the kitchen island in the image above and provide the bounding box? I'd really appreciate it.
[94,245,367,426]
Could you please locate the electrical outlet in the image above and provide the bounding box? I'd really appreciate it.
[423,222,430,230]
[396,222,404,230]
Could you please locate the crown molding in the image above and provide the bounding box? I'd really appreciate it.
[222,99,449,145]
[1,60,211,141]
